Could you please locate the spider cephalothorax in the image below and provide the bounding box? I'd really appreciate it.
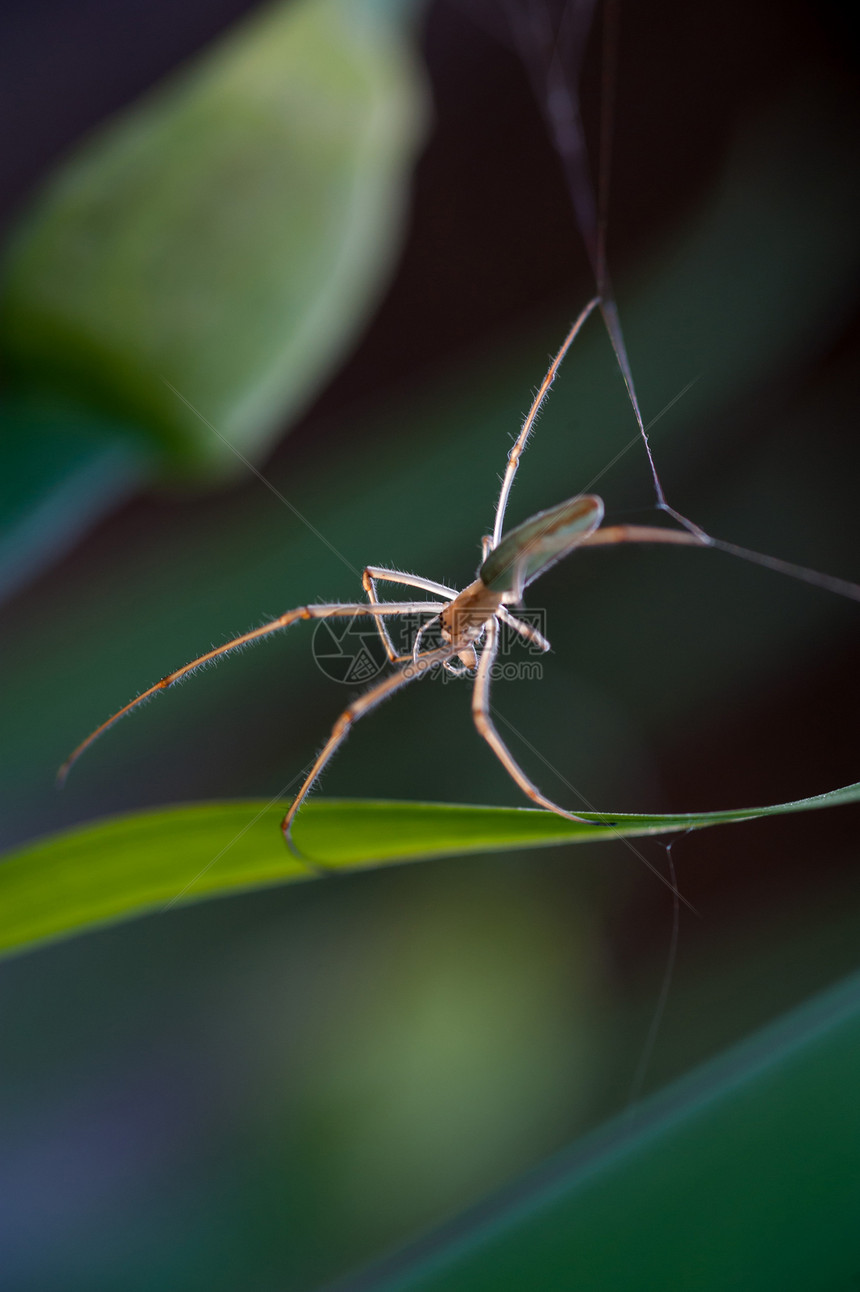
[59,296,716,854]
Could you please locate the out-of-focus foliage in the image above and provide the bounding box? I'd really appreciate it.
[0,396,146,601]
[0,0,427,473]
[0,0,427,597]
[2,785,859,960]
[351,968,860,1292]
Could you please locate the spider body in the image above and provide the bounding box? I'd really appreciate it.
[439,580,502,659]
[60,296,710,854]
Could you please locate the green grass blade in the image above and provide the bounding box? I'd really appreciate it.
[344,967,860,1292]
[1,783,858,959]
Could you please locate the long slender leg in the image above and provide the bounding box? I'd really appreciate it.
[471,617,587,822]
[580,523,860,602]
[282,645,452,852]
[579,525,706,550]
[59,601,445,782]
[497,605,551,653]
[362,567,458,663]
[363,567,459,599]
[492,296,600,548]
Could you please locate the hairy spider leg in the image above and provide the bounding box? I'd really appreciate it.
[492,295,600,549]
[496,605,552,653]
[362,566,458,664]
[579,525,707,551]
[411,612,445,666]
[471,615,587,821]
[282,643,455,853]
[58,601,446,784]
[581,525,860,602]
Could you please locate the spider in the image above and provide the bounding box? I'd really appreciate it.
[60,293,810,854]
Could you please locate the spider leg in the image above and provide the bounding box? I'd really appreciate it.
[59,600,444,782]
[362,567,457,664]
[412,612,443,665]
[497,605,551,653]
[443,644,478,677]
[581,524,860,602]
[363,567,459,600]
[471,617,587,822]
[491,296,600,548]
[282,644,453,854]
[579,525,706,550]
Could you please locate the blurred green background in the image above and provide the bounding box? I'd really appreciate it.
[1,0,859,1287]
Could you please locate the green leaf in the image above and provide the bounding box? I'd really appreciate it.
[349,967,860,1292]
[0,394,149,603]
[1,783,858,960]
[0,0,428,475]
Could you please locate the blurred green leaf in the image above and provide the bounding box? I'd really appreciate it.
[0,0,428,475]
[1,783,858,959]
[0,394,149,601]
[350,967,860,1292]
